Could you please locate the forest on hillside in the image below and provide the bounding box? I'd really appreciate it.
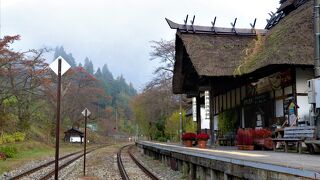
[0,36,137,143]
[0,35,196,144]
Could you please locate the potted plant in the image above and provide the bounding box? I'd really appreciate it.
[236,128,254,150]
[196,133,210,148]
[182,132,196,147]
[236,128,245,150]
[253,129,272,150]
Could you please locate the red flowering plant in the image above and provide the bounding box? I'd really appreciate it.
[196,133,210,141]
[182,132,196,141]
[236,128,244,145]
[253,129,272,139]
[236,128,254,145]
[253,128,273,149]
[243,129,254,145]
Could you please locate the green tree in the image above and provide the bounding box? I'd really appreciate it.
[54,46,77,67]
[84,57,94,74]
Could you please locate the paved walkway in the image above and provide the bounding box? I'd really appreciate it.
[138,141,320,179]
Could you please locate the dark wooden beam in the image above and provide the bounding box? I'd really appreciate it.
[166,18,267,36]
[196,95,201,134]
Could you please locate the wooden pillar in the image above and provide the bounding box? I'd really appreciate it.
[196,95,201,134]
[210,90,215,145]
[291,67,298,115]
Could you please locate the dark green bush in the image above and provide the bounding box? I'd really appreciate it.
[0,146,17,158]
[156,137,167,142]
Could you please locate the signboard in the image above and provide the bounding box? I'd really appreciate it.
[242,93,269,106]
[82,108,91,117]
[49,56,71,75]
[204,91,210,121]
[192,97,197,122]
[201,107,210,129]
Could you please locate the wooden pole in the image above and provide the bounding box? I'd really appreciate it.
[54,59,61,180]
[84,110,87,176]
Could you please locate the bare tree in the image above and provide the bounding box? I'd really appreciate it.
[147,39,175,90]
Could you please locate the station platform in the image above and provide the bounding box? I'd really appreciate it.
[136,141,320,179]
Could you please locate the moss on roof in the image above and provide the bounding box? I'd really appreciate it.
[177,33,256,77]
[236,0,314,75]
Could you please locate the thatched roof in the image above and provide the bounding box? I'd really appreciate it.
[177,33,257,77]
[236,0,314,75]
[277,0,296,13]
[171,0,314,94]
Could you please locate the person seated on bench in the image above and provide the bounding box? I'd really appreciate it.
[281,115,298,128]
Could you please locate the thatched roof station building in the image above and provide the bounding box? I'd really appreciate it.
[168,0,316,144]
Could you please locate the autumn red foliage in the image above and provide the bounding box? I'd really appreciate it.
[182,132,196,141]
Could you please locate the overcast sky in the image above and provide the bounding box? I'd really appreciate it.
[2,0,279,90]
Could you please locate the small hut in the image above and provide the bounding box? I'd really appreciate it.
[64,127,84,143]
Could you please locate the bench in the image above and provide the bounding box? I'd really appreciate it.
[272,126,316,153]
[304,140,320,154]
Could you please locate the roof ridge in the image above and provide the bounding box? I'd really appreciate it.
[166,18,267,36]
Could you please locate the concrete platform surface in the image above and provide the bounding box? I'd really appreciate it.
[138,141,320,179]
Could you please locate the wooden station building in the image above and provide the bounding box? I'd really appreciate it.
[168,0,317,144]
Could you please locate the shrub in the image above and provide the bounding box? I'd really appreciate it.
[156,137,167,142]
[218,110,237,136]
[196,133,210,141]
[3,134,15,143]
[182,132,196,141]
[13,132,26,142]
[0,146,17,158]
[0,152,6,160]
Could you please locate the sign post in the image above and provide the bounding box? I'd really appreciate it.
[49,56,70,180]
[82,108,91,176]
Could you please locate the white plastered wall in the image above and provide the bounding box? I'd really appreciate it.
[295,67,314,122]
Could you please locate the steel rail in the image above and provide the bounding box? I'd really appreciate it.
[39,146,102,180]
[117,144,159,180]
[9,145,106,180]
[127,145,159,180]
[10,149,84,180]
[117,145,130,180]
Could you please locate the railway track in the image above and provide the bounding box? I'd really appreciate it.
[9,145,105,180]
[117,144,159,180]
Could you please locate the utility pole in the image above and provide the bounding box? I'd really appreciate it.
[84,110,87,176]
[81,108,91,177]
[49,57,70,180]
[54,59,61,180]
[116,108,118,131]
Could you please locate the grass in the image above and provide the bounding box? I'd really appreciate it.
[0,140,83,174]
